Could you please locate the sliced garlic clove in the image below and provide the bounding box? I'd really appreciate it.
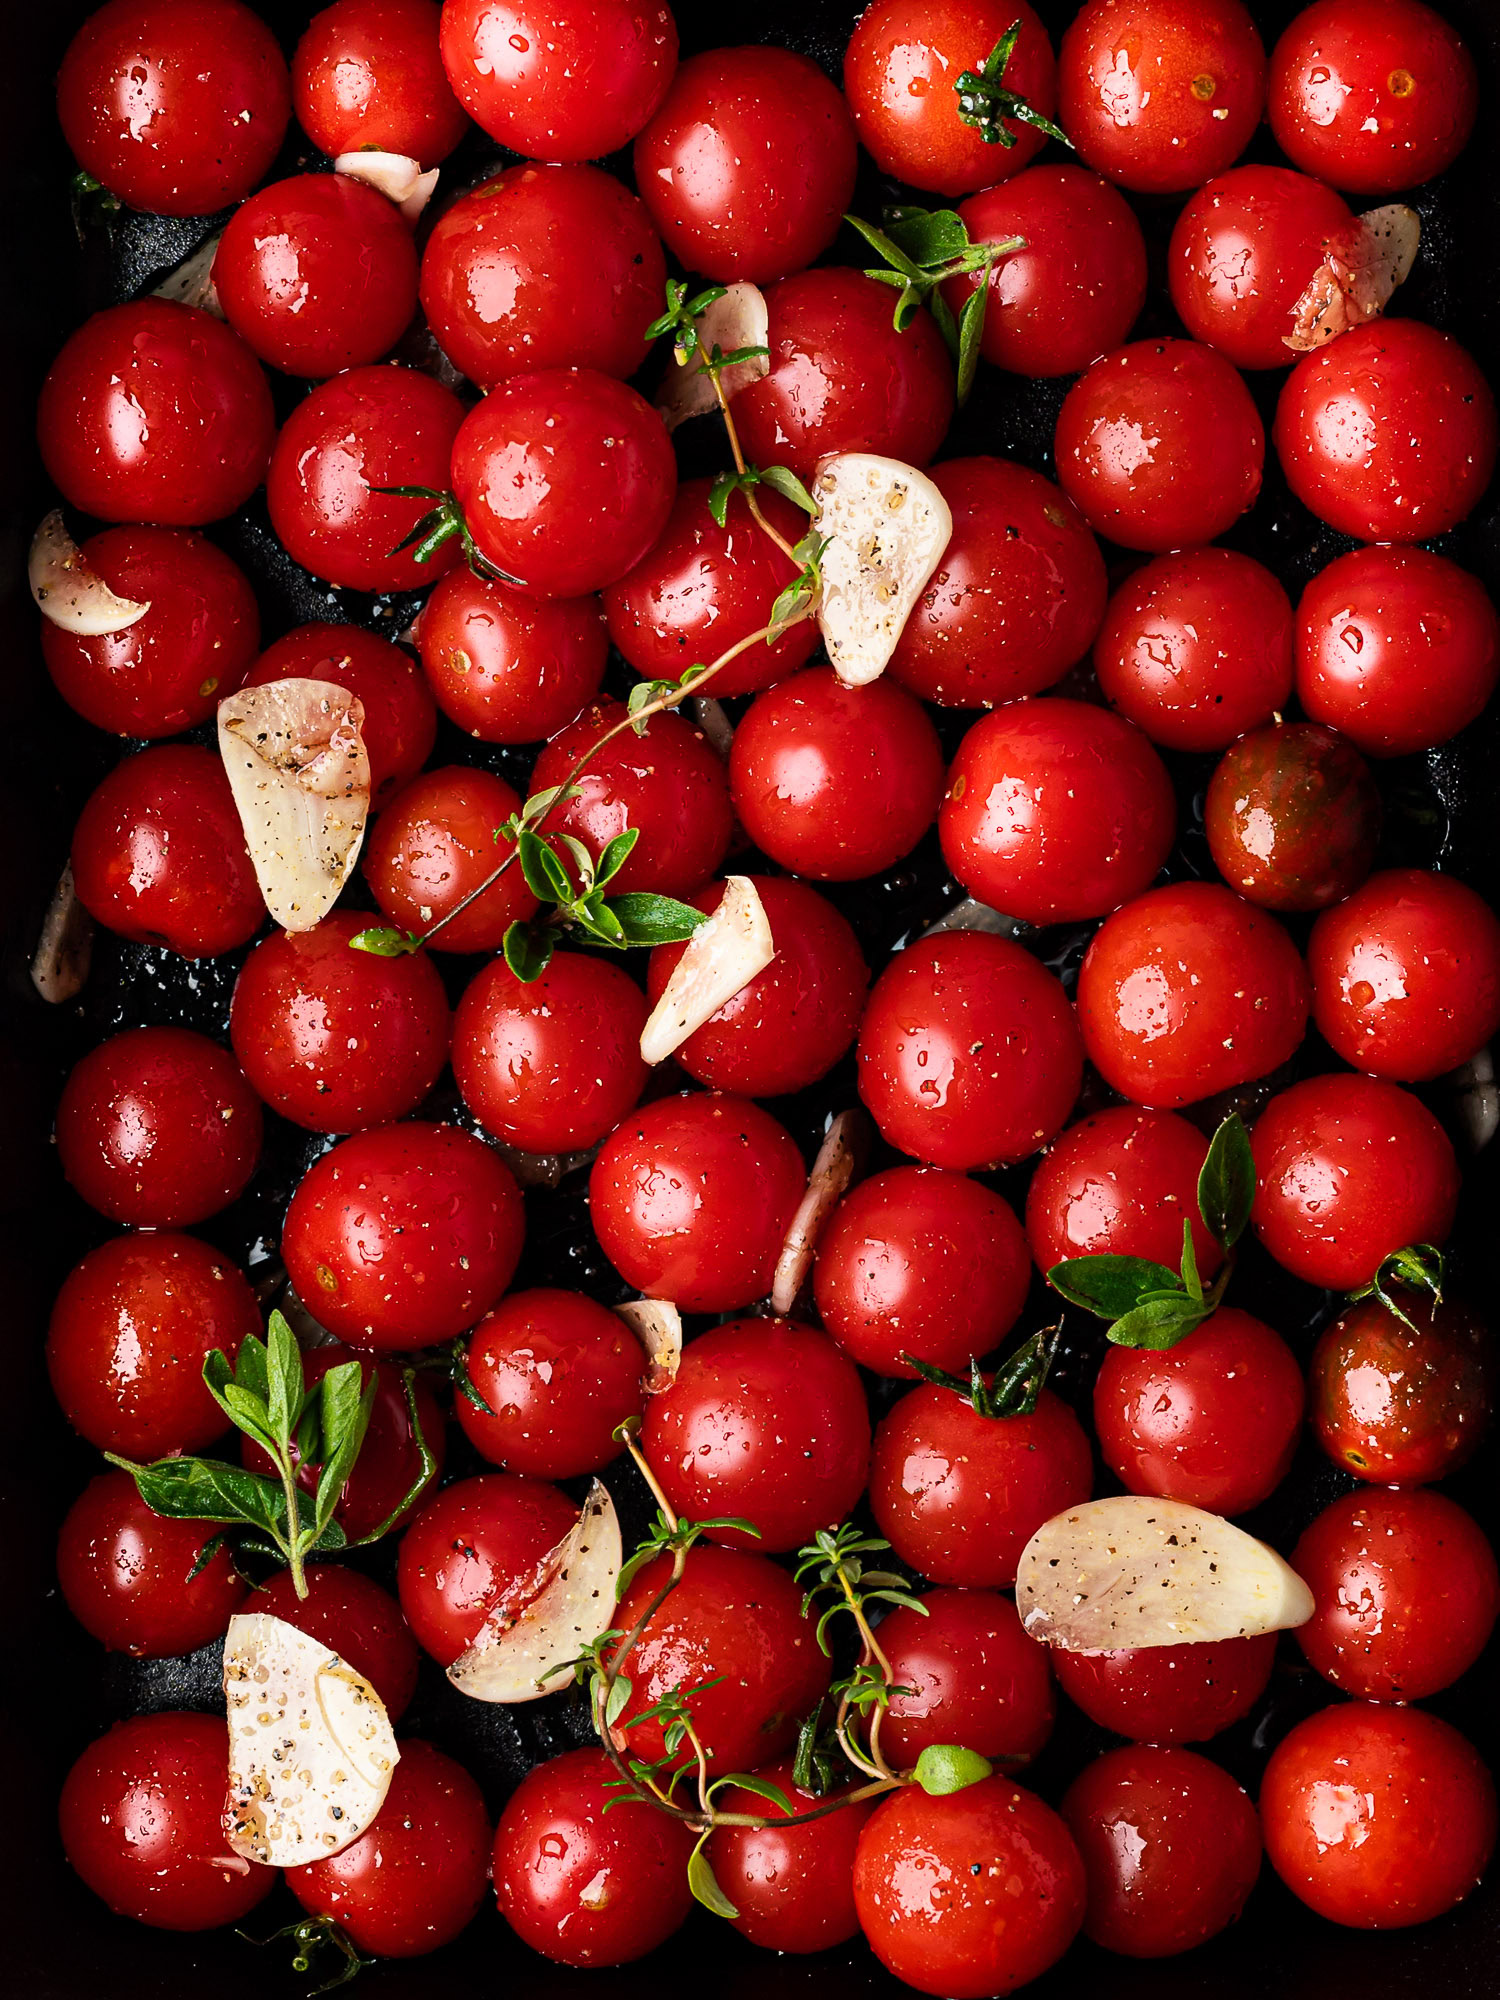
[813,454,952,687]
[616,1297,683,1394]
[223,1611,399,1868]
[1285,204,1421,353]
[771,1109,872,1316]
[656,282,770,433]
[639,875,775,1066]
[30,862,94,1005]
[218,678,371,932]
[151,233,224,316]
[29,511,151,636]
[334,151,439,224]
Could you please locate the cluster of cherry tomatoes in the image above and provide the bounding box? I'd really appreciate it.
[35,0,1499,1992]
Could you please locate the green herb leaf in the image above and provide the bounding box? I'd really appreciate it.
[914,1743,995,1796]
[312,1359,376,1543]
[186,1530,231,1584]
[1107,1293,1210,1351]
[1180,1217,1203,1304]
[517,827,573,905]
[1197,1112,1256,1248]
[1046,1256,1182,1321]
[627,678,675,733]
[955,24,1073,149]
[348,925,422,957]
[503,921,555,983]
[955,278,989,405]
[687,1837,739,1920]
[758,464,818,515]
[519,784,580,826]
[105,1453,288,1540]
[604,1674,633,1729]
[342,1369,439,1547]
[606,893,711,948]
[1347,1242,1446,1332]
[883,206,971,266]
[578,893,628,948]
[265,1309,305,1451]
[710,1772,795,1815]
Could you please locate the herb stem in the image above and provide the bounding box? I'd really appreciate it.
[694,329,800,563]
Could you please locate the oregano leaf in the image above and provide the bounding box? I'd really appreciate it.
[1197,1112,1256,1249]
[1047,1255,1183,1321]
[687,1838,739,1920]
[1107,1293,1210,1351]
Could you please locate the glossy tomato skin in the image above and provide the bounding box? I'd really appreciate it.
[1274,320,1498,544]
[456,1289,646,1479]
[39,527,259,738]
[1249,1073,1460,1291]
[1268,0,1479,196]
[287,1739,491,1954]
[494,1747,695,1966]
[1061,1745,1261,1957]
[293,0,469,165]
[707,1760,875,1954]
[634,46,855,284]
[940,697,1177,923]
[56,1027,262,1228]
[363,765,538,953]
[1309,1292,1491,1485]
[878,1589,1055,1769]
[1260,1705,1496,1928]
[1053,1634,1277,1742]
[870,1384,1093,1587]
[56,0,289,215]
[38,301,274,526]
[281,1122,524,1349]
[588,1093,806,1313]
[730,668,946,882]
[396,1472,579,1666]
[1076,883,1309,1109]
[854,1777,1086,1999]
[71,745,264,958]
[645,876,868,1098]
[1205,722,1382,912]
[245,623,437,809]
[60,1711,277,1930]
[858,931,1084,1170]
[814,1165,1032,1378]
[1093,549,1294,753]
[420,163,665,388]
[252,1563,421,1718]
[417,567,605,742]
[733,269,954,485]
[1059,0,1266,195]
[1055,338,1264,552]
[57,1472,246,1657]
[1026,1107,1221,1281]
[1094,1307,1306,1516]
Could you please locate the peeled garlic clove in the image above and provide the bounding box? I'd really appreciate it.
[616,1297,683,1394]
[656,282,770,433]
[1285,204,1421,353]
[223,1611,399,1867]
[771,1109,872,1316]
[639,875,775,1066]
[335,151,439,223]
[813,454,952,687]
[448,1481,622,1703]
[1015,1495,1315,1652]
[30,862,94,1005]
[152,233,224,316]
[29,511,151,636]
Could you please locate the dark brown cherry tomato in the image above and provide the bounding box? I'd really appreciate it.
[1052,1634,1277,1742]
[71,745,264,958]
[1250,1073,1460,1291]
[588,1092,806,1313]
[732,269,954,485]
[857,931,1084,1170]
[1061,1745,1261,1958]
[1268,0,1479,196]
[1293,1486,1499,1702]
[813,1165,1032,1378]
[633,45,855,284]
[396,1472,579,1665]
[57,1027,263,1228]
[707,1759,875,1955]
[456,1289,646,1479]
[1093,549,1294,754]
[452,951,649,1153]
[1025,1107,1221,1281]
[57,0,290,215]
[869,1383,1093,1587]
[363,765,538,953]
[1058,0,1266,195]
[645,876,868,1098]
[887,457,1108,708]
[1204,721,1382,913]
[253,1563,421,1719]
[283,1122,523,1350]
[1309,1291,1491,1485]
[854,1777,1086,2000]
[287,1739,491,1955]
[60,1712,276,1930]
[417,566,606,743]
[1274,320,1498,544]
[1260,1705,1496,1928]
[39,527,259,738]
[1076,883,1309,1109]
[38,301,274,527]
[57,1471,246,1658]
[293,0,469,166]
[246,623,437,810]
[877,1588,1055,1770]
[940,697,1176,924]
[494,1747,695,1966]
[1295,545,1500,758]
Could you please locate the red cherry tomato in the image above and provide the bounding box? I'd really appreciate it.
[1268,0,1479,196]
[854,1777,1085,2000]
[494,1746,695,1966]
[283,1122,523,1350]
[732,269,954,485]
[60,1711,276,1930]
[707,1760,875,1954]
[1025,1107,1222,1282]
[252,1564,421,1719]
[417,566,605,743]
[814,1166,1032,1379]
[1061,1745,1261,1958]
[1055,338,1264,553]
[588,1092,806,1313]
[1059,0,1266,195]
[1309,1292,1491,1485]
[456,1289,646,1479]
[70,745,264,958]
[887,457,1108,708]
[363,765,538,953]
[645,876,868,1098]
[57,0,290,215]
[293,0,469,166]
[857,931,1084,1171]
[1250,1073,1460,1291]
[633,46,855,284]
[1274,320,1497,543]
[877,1588,1055,1770]
[1076,883,1309,1109]
[940,697,1176,923]
[245,623,437,810]
[396,1471,579,1665]
[441,0,677,159]
[38,301,274,526]
[39,527,259,738]
[57,1471,246,1657]
[1261,1704,1496,1928]
[1205,721,1382,912]
[1052,1633,1277,1742]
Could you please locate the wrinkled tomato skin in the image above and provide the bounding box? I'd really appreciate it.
[494,1747,695,1966]
[1309,1292,1491,1485]
[1204,722,1382,913]
[245,623,437,810]
[877,1589,1056,1769]
[396,1472,579,1667]
[1026,1106,1221,1282]
[362,765,538,954]
[252,1564,421,1719]
[456,1289,646,1480]
[38,300,275,526]
[417,567,606,743]
[293,0,469,165]
[57,1471,247,1658]
[707,1759,875,1954]
[1260,1705,1497,1928]
[1061,1745,1262,1958]
[1052,1634,1277,1743]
